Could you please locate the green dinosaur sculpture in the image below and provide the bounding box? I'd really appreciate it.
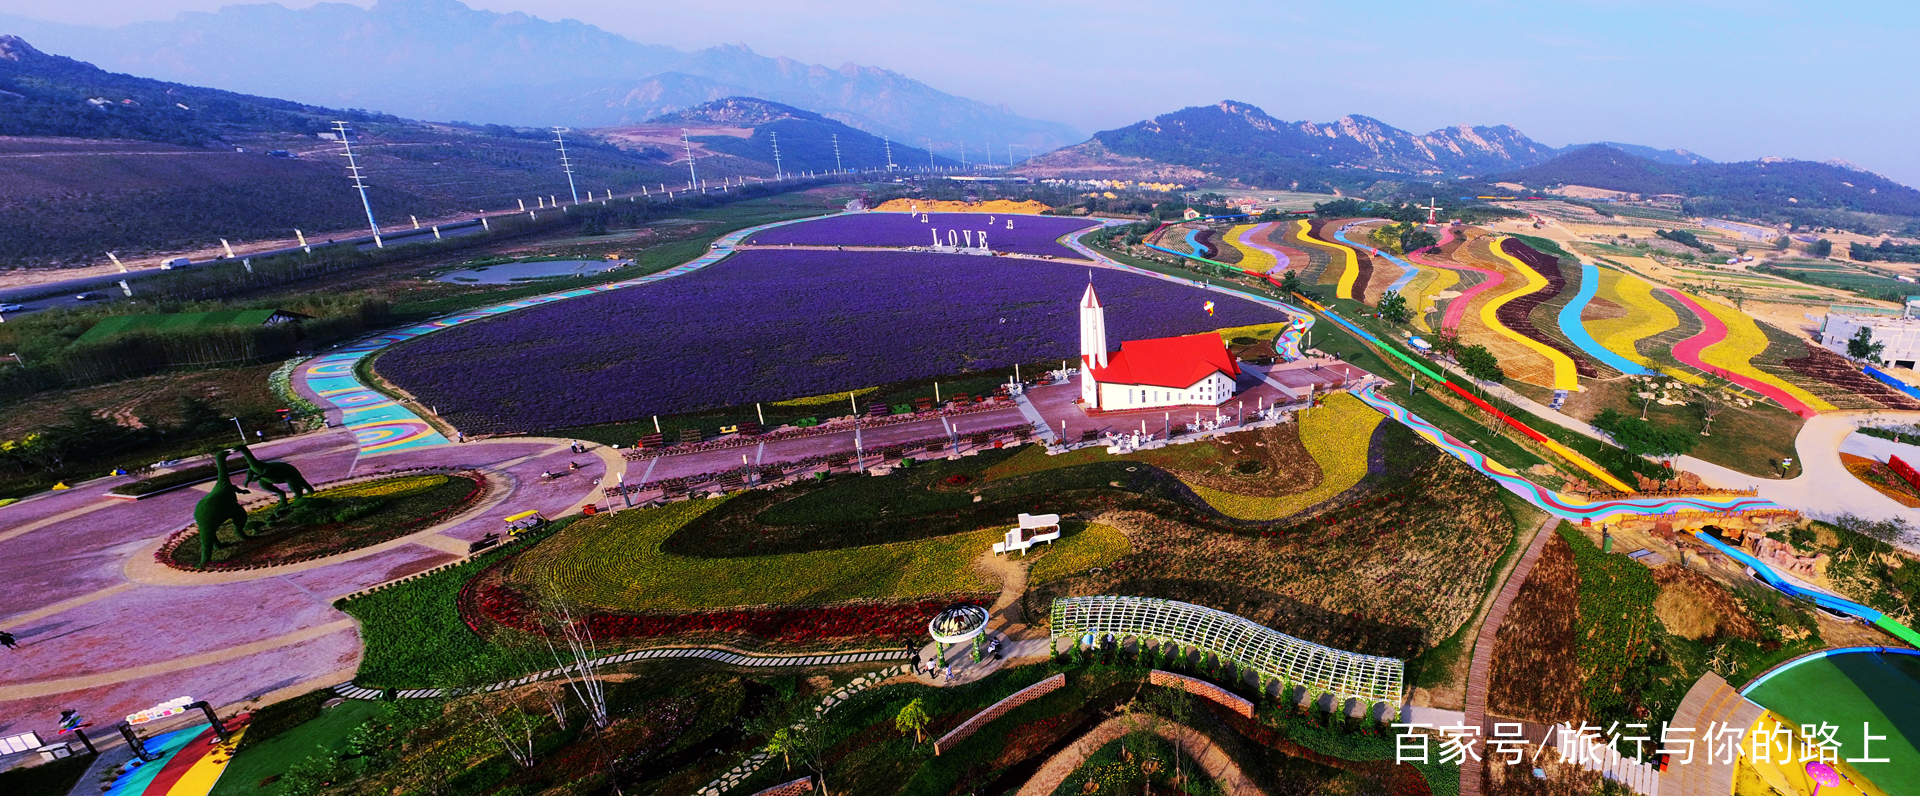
[236,444,313,508]
[194,451,253,565]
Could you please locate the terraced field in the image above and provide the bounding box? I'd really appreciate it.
[1454,236,1560,388]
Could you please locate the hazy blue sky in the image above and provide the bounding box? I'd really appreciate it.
[12,0,1918,183]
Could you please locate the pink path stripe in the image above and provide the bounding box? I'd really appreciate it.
[1663,288,1816,418]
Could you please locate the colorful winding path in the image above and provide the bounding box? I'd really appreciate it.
[1485,240,1581,390]
[1663,288,1826,418]
[1333,225,1421,295]
[1295,219,1363,300]
[305,213,831,455]
[1556,261,1653,375]
[1228,221,1287,274]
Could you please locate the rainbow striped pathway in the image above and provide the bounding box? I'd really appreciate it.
[1351,383,1782,523]
[1333,226,1421,295]
[105,723,249,796]
[1235,221,1290,273]
[1065,225,1315,362]
[302,214,827,455]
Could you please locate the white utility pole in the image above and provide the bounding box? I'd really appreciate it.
[832,133,843,174]
[883,136,895,171]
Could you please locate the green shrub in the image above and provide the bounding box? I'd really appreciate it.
[237,687,335,750]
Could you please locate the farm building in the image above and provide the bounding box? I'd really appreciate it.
[1820,305,1920,369]
[1078,283,1240,411]
[75,309,311,344]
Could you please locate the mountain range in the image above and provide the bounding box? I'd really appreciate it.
[0,0,1081,153]
[1019,100,1710,188]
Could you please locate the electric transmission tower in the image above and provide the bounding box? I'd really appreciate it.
[333,121,381,247]
[682,128,699,190]
[883,135,895,171]
[553,127,580,205]
[832,133,843,174]
[771,130,783,180]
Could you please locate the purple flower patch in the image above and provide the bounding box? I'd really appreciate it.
[378,250,1279,433]
[745,212,1097,259]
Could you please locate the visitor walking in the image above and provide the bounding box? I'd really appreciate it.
[0,631,17,650]
[943,665,952,681]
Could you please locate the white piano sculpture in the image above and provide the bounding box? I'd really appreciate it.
[992,512,1062,555]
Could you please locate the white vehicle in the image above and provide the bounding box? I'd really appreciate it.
[161,257,193,270]
[0,303,24,312]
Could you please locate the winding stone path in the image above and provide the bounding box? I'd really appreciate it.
[1460,514,1562,796]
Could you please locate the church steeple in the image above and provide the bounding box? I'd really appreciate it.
[1079,281,1108,369]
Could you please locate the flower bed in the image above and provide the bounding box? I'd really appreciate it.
[469,580,985,645]
[157,470,488,571]
[378,249,1281,433]
[743,212,1096,258]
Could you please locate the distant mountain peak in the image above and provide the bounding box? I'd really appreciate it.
[647,96,826,127]
[0,35,45,61]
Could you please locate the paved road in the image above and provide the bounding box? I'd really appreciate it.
[0,429,605,745]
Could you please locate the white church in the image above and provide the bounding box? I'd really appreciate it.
[1078,283,1242,411]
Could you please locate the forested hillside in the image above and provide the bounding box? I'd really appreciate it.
[1494,145,1920,220]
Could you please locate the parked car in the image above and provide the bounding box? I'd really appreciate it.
[161,257,193,270]
[74,292,106,301]
[0,303,24,312]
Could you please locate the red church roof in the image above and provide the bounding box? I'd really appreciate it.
[1089,333,1240,389]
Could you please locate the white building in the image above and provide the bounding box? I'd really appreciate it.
[1822,305,1920,369]
[1078,283,1241,411]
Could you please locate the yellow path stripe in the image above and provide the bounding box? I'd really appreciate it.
[1224,224,1276,273]
[169,726,249,796]
[1689,296,1835,412]
[1486,239,1580,390]
[1295,219,1360,300]
[1404,262,1457,333]
[1539,438,1637,494]
[1586,268,1689,381]
[1,582,135,626]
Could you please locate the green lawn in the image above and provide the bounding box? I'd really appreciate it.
[1743,652,1920,795]
[213,701,386,796]
[518,499,999,611]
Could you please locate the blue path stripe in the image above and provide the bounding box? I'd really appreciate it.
[1558,262,1651,375]
[1332,225,1420,295]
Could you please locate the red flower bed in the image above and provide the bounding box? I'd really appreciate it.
[467,580,986,645]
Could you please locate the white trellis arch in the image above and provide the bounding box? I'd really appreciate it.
[1050,595,1403,710]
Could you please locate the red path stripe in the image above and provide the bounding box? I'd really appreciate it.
[1663,288,1816,418]
[140,725,221,796]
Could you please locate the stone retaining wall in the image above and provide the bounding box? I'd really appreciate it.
[933,673,1066,755]
[1150,670,1253,718]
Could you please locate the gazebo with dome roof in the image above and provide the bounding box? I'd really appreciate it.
[928,603,991,661]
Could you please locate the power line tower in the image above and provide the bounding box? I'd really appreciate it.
[883,135,895,171]
[770,130,783,180]
[552,127,580,205]
[681,128,699,190]
[926,138,935,172]
[332,121,382,247]
[832,133,843,174]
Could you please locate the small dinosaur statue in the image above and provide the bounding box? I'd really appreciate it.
[236,443,314,508]
[193,451,253,565]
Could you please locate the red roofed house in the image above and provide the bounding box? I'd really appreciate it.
[1079,283,1240,411]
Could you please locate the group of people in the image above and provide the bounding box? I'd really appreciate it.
[908,636,1005,682]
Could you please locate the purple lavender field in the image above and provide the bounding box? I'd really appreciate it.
[378,249,1279,432]
[744,212,1098,258]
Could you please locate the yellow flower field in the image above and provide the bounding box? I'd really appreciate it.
[1224,224,1278,273]
[1486,240,1580,389]
[1688,296,1834,413]
[1185,392,1382,520]
[1584,268,1683,379]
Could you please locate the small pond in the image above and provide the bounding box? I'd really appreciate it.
[435,259,633,284]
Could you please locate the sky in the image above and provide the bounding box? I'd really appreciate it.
[9,0,1920,184]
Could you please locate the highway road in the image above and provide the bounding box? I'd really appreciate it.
[0,220,488,313]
